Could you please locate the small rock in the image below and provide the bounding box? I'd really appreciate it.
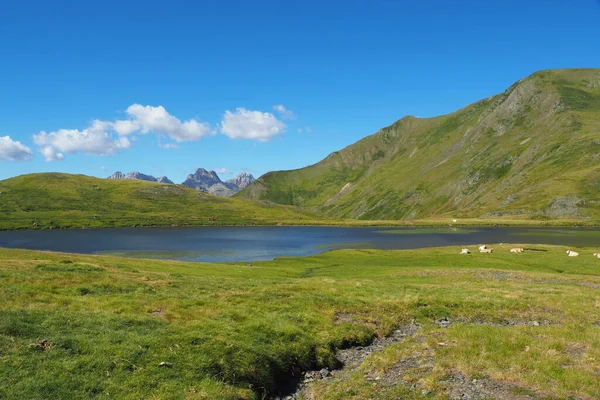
[319,368,330,378]
[438,317,451,328]
[158,362,172,367]
[437,342,447,346]
[422,390,431,395]
[524,346,530,352]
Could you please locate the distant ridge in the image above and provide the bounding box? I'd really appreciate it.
[108,169,255,197]
[182,168,255,197]
[108,171,174,184]
[0,172,319,230]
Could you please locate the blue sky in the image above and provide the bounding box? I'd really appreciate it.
[1,0,600,182]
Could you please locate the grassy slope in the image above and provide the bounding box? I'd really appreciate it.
[1,246,600,399]
[0,173,324,230]
[238,69,600,221]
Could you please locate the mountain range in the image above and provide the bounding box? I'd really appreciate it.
[108,169,255,197]
[238,69,600,220]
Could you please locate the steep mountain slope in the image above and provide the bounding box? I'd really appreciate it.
[238,69,600,220]
[0,173,321,230]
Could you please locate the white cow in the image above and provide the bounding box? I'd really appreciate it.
[478,245,488,251]
[593,253,600,259]
[460,248,470,254]
[510,248,524,253]
[480,248,493,254]
[566,250,580,257]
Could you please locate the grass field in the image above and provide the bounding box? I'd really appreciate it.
[1,172,597,232]
[1,245,600,399]
[0,173,323,230]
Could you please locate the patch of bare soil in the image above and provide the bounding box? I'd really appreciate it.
[29,339,52,351]
[276,320,553,400]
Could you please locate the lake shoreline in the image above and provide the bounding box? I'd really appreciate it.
[1,225,599,263]
[0,217,597,232]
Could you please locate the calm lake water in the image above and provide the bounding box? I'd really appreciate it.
[0,226,598,263]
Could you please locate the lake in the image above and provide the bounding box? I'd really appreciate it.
[0,226,598,263]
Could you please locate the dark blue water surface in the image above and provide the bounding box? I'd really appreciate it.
[0,226,598,263]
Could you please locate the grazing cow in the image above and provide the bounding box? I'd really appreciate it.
[510,248,524,253]
[478,245,488,251]
[593,253,600,259]
[460,248,470,254]
[480,248,493,254]
[566,250,580,257]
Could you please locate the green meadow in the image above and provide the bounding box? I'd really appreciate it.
[1,245,600,399]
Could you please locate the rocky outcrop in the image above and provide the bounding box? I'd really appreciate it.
[182,168,222,192]
[225,172,255,190]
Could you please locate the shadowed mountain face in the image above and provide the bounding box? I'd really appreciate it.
[238,69,600,220]
[108,169,255,197]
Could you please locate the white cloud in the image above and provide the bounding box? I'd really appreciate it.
[125,104,214,142]
[33,122,131,162]
[220,108,286,142]
[214,167,231,175]
[272,104,296,119]
[297,128,303,133]
[112,119,139,136]
[32,104,213,160]
[305,126,312,133]
[0,136,34,161]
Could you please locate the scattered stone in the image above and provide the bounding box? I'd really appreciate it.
[438,317,451,328]
[158,362,172,367]
[277,322,420,399]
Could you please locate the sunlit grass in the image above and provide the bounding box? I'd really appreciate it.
[1,245,600,398]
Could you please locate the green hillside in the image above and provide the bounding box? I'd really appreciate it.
[238,69,600,221]
[0,173,322,230]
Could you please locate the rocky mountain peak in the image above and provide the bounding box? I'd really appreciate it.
[226,172,255,189]
[107,171,173,184]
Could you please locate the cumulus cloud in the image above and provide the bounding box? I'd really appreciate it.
[33,121,131,161]
[220,108,286,142]
[125,104,214,142]
[112,119,139,136]
[272,104,296,119]
[0,136,34,161]
[33,104,213,161]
